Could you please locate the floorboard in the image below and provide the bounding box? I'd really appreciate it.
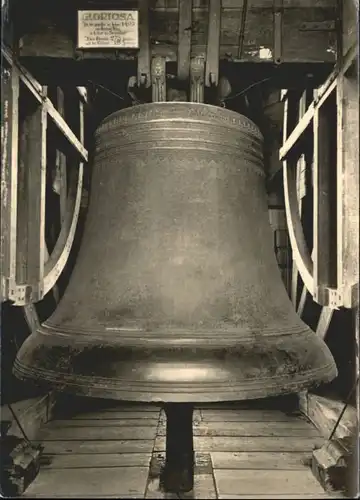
[25,467,149,497]
[26,401,330,498]
[214,469,324,496]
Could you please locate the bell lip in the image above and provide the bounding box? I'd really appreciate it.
[97,101,264,141]
[13,356,337,404]
[13,326,338,404]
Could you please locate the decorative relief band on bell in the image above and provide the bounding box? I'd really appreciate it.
[96,103,264,138]
[40,322,312,340]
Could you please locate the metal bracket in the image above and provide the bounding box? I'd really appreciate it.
[314,284,359,310]
[190,56,205,103]
[151,56,166,102]
[299,21,336,32]
[314,287,342,309]
[6,283,41,306]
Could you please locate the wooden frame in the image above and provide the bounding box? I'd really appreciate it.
[1,45,88,306]
[205,0,221,87]
[281,40,358,316]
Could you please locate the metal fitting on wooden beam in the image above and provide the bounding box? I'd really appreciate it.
[190,56,205,103]
[151,56,166,102]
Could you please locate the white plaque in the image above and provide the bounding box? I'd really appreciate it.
[77,10,139,49]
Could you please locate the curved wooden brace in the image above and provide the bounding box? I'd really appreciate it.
[42,163,83,296]
[283,161,314,294]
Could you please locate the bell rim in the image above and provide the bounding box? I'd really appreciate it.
[13,356,337,403]
[13,325,338,403]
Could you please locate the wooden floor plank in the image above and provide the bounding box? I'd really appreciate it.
[195,398,294,410]
[24,467,149,497]
[71,411,160,420]
[46,418,159,428]
[157,421,319,438]
[211,451,313,470]
[146,473,217,499]
[214,469,324,496]
[100,405,161,412]
[217,495,333,499]
[40,452,152,469]
[39,426,157,441]
[201,410,307,423]
[154,436,324,452]
[31,402,327,498]
[38,439,155,454]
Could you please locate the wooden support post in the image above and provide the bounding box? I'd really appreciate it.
[23,302,40,333]
[205,0,221,87]
[16,100,47,302]
[315,307,334,339]
[273,0,283,64]
[177,0,192,82]
[2,46,88,162]
[138,0,151,88]
[297,281,308,317]
[79,99,85,164]
[1,63,20,302]
[291,90,307,307]
[336,65,359,309]
[313,91,337,306]
[54,87,67,223]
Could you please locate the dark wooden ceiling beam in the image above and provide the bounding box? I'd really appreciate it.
[177,0,193,81]
[205,0,221,87]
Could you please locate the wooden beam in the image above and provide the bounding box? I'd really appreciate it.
[45,99,88,162]
[305,393,357,439]
[16,100,47,302]
[137,0,151,87]
[313,98,336,305]
[297,285,308,317]
[205,0,221,87]
[177,0,192,81]
[282,91,314,296]
[279,42,357,161]
[336,66,359,309]
[283,160,314,294]
[31,105,47,297]
[297,249,315,317]
[2,393,56,441]
[1,62,19,301]
[291,90,307,307]
[16,100,46,301]
[315,307,333,339]
[273,0,283,64]
[23,302,40,333]
[42,99,84,296]
[77,86,88,103]
[1,45,88,162]
[54,87,67,223]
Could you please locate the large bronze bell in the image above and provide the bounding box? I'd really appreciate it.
[14,103,337,402]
